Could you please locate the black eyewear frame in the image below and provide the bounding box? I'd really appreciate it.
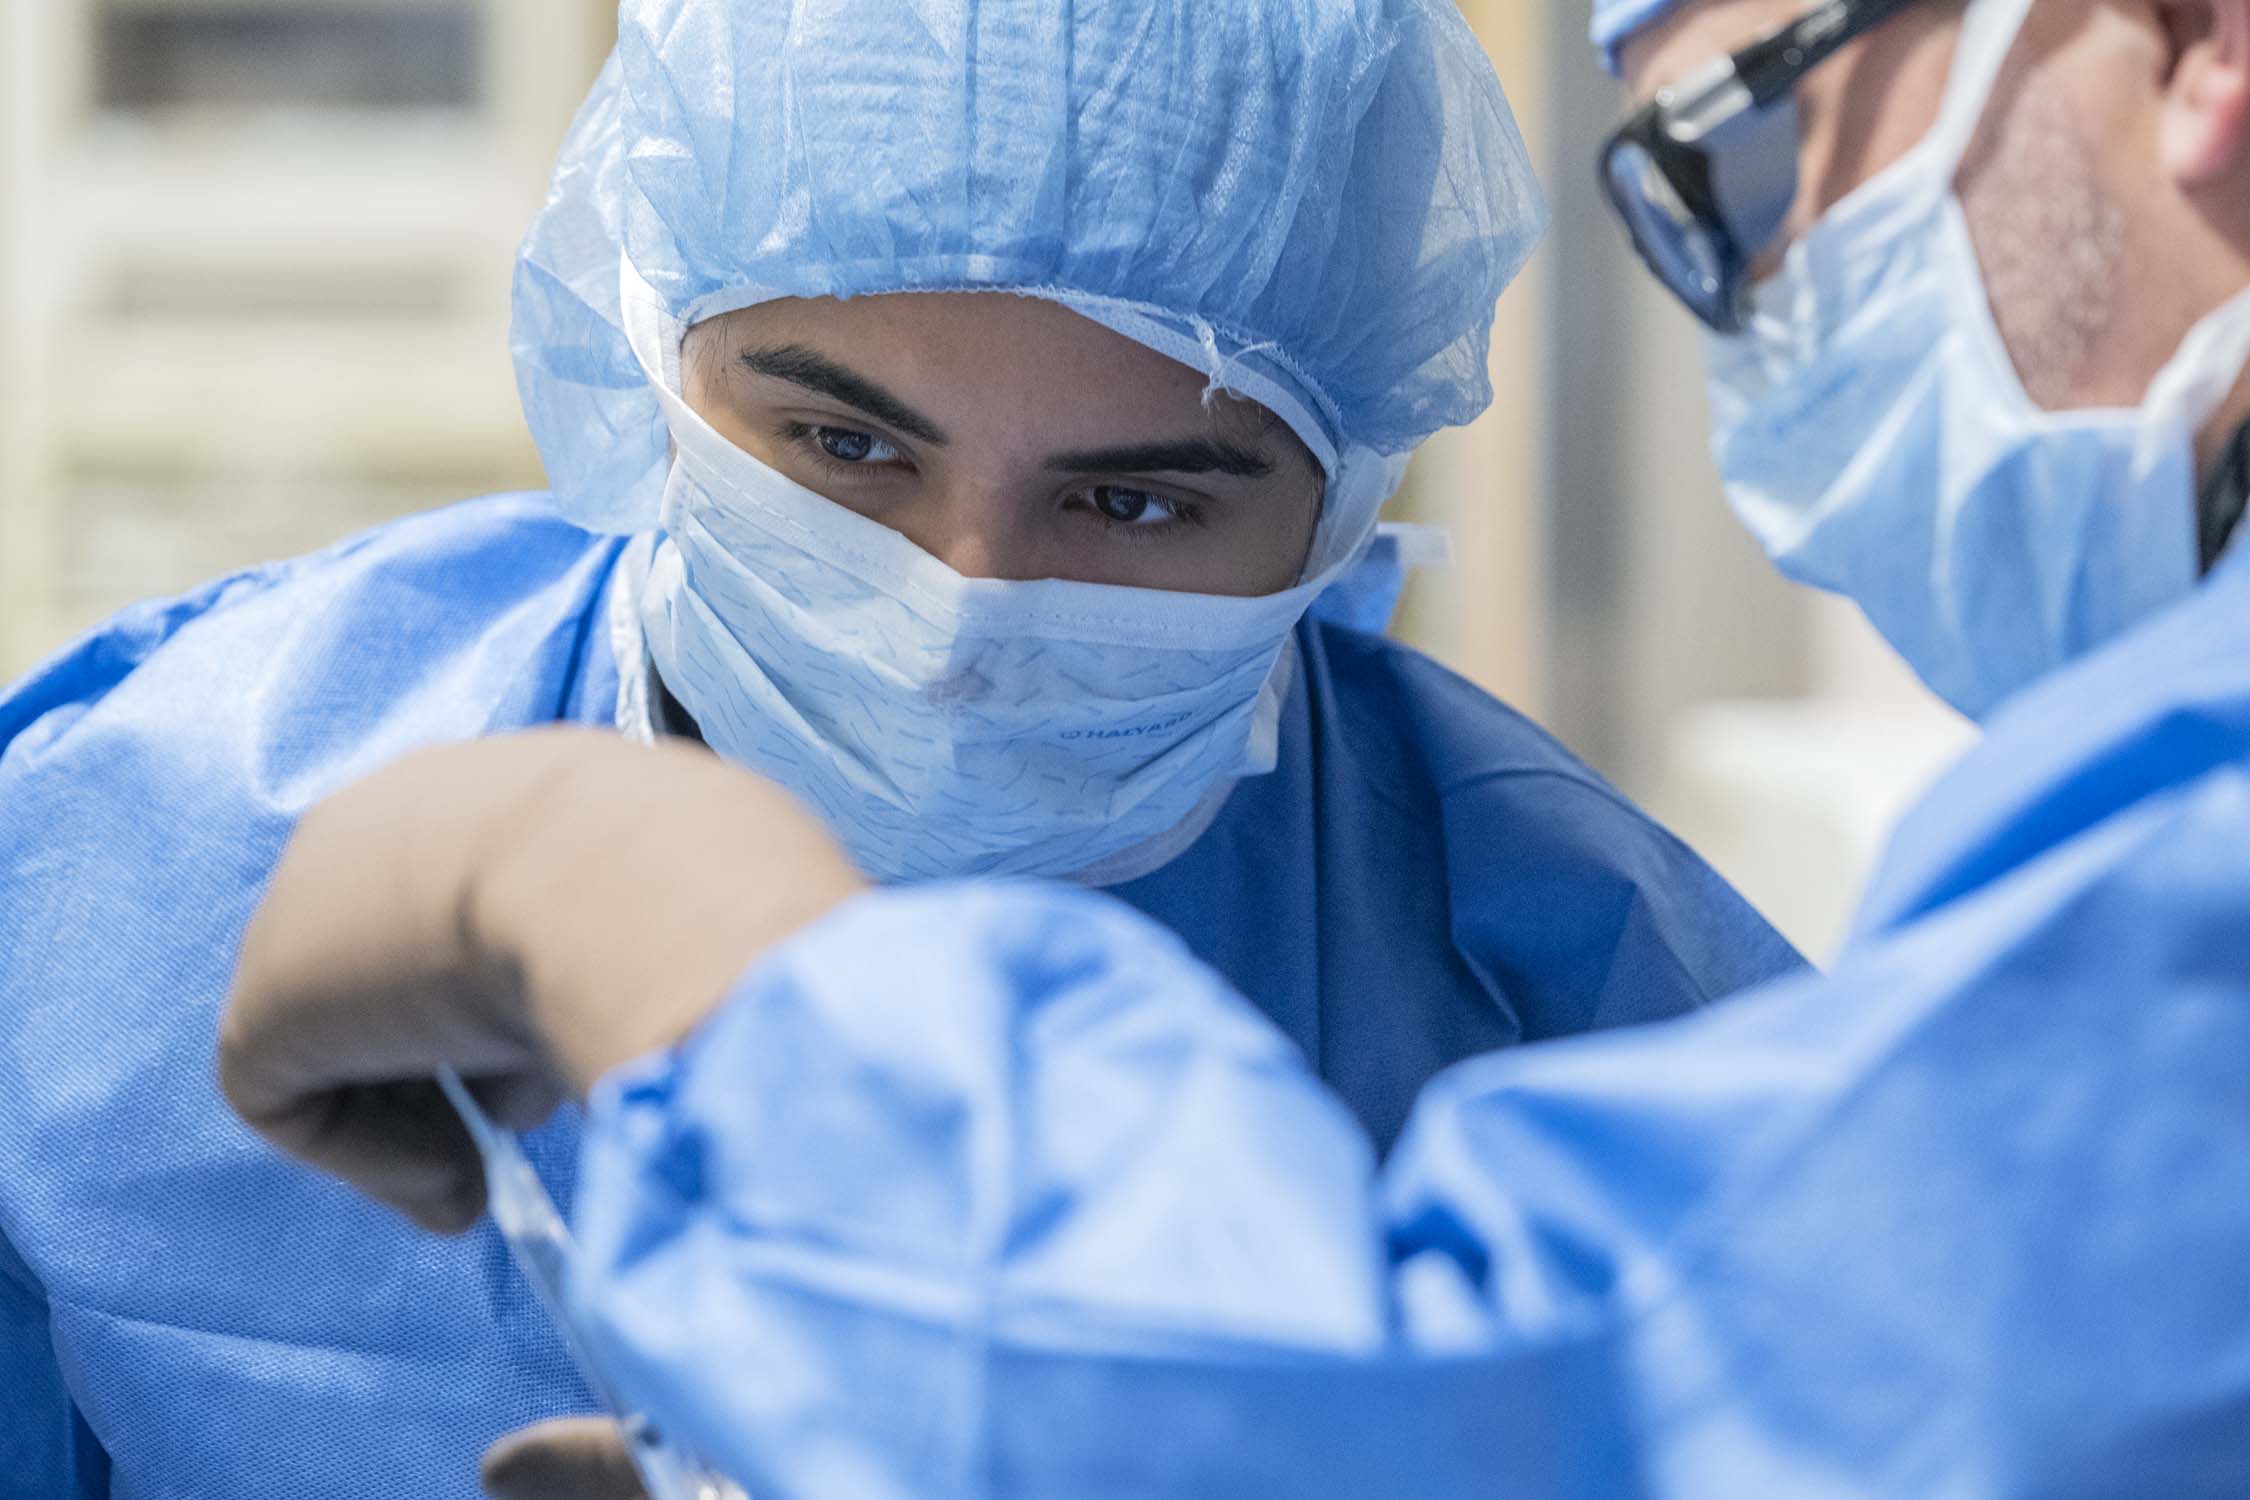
[1598,0,1925,333]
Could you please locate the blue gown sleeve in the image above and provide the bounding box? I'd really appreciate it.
[0,1224,106,1499]
[570,762,2250,1498]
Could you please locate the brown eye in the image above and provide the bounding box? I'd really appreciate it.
[815,427,881,463]
[1092,486,1165,524]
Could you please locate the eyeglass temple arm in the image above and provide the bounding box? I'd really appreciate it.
[1733,0,1929,106]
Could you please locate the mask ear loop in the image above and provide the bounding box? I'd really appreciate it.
[2134,286,2250,477]
[1939,0,2250,467]
[1927,0,2039,178]
[619,256,779,499]
[1181,319,1407,587]
[1800,0,2036,249]
[1035,290,1387,580]
[1889,0,2059,432]
[1707,3,2039,398]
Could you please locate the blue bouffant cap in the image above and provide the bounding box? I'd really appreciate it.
[511,0,1549,532]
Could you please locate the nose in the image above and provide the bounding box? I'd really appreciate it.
[892,484,1044,581]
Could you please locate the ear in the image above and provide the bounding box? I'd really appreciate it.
[2159,0,2250,184]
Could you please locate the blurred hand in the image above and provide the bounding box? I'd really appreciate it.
[482,1418,646,1500]
[218,728,864,1230]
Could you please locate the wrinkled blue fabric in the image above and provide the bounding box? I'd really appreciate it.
[0,500,617,1500]
[570,549,2250,1496]
[0,497,1795,1497]
[512,0,1547,532]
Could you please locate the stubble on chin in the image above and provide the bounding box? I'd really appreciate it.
[1959,80,2126,412]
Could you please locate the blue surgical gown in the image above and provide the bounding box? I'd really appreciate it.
[0,495,1795,1498]
[564,544,2250,1495]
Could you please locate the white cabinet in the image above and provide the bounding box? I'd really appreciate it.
[0,0,615,675]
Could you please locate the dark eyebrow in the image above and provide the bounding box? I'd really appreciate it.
[1043,437,1275,480]
[735,344,950,446]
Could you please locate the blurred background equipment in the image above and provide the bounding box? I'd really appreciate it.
[0,0,1968,957]
[0,0,613,668]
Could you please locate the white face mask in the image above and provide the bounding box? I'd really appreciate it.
[619,267,1397,885]
[1701,0,2250,721]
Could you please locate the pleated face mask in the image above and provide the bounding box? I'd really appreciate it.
[622,270,1400,886]
[508,0,1546,881]
[1700,0,2250,721]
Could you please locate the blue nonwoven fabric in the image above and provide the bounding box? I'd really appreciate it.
[569,550,2250,1495]
[0,498,623,1500]
[0,495,1794,1497]
[573,884,1646,1499]
[511,0,1549,533]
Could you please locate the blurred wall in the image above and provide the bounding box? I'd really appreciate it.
[1390,0,1558,726]
[0,0,615,673]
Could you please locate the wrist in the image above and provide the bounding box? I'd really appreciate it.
[462,731,866,1092]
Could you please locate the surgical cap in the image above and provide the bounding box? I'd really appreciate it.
[512,0,1548,533]
[1589,0,1684,74]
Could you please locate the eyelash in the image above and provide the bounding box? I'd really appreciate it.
[775,421,1207,541]
[776,421,910,478]
[1071,487,1205,542]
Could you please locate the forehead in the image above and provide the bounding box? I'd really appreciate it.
[699,292,1296,454]
[726,292,1214,400]
[1617,0,1812,102]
